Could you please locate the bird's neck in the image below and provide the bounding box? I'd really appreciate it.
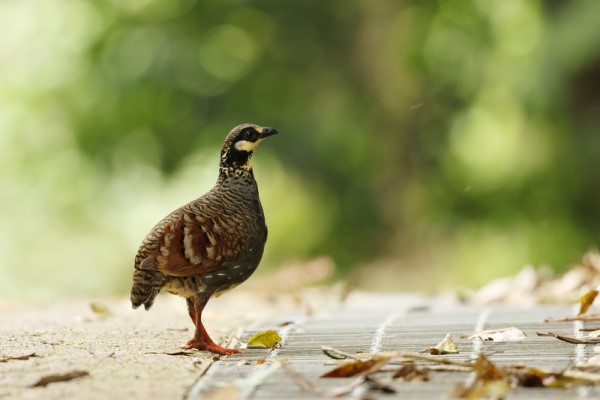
[217,166,256,188]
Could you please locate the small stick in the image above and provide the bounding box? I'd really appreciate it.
[537,332,600,345]
[321,346,361,360]
[545,315,600,322]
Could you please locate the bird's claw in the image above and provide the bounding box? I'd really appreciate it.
[181,339,242,356]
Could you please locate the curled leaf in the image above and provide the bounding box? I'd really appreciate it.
[578,290,599,315]
[246,330,282,349]
[392,361,429,382]
[321,359,379,378]
[426,334,458,355]
[450,354,511,398]
[321,354,391,378]
[473,354,507,381]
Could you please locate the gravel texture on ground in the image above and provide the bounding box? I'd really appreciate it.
[0,289,319,400]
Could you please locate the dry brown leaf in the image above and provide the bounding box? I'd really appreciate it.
[537,331,600,345]
[579,290,599,315]
[453,379,512,400]
[392,361,429,382]
[365,376,396,393]
[0,352,38,363]
[32,370,89,387]
[469,327,526,342]
[246,330,282,349]
[546,314,600,322]
[321,359,380,378]
[473,354,507,381]
[514,367,548,387]
[450,355,511,398]
[426,334,459,355]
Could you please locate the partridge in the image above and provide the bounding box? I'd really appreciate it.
[130,123,278,355]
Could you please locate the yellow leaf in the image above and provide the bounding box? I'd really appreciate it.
[90,302,111,316]
[246,330,282,349]
[578,290,598,316]
[473,354,507,381]
[427,334,459,355]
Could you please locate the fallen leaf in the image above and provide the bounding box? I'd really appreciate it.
[537,331,600,344]
[321,353,392,379]
[0,352,38,363]
[246,330,282,349]
[514,367,548,387]
[469,327,526,342]
[472,354,507,381]
[426,334,459,355]
[321,346,360,360]
[578,290,598,315]
[579,328,600,332]
[366,376,396,393]
[450,355,511,398]
[321,359,380,378]
[392,361,429,382]
[32,370,89,387]
[424,364,471,372]
[90,302,112,317]
[546,314,600,322]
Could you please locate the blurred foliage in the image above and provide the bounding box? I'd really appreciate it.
[1,0,599,299]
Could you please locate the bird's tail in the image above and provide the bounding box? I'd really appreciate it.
[130,258,166,310]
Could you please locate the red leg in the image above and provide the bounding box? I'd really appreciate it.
[181,297,241,356]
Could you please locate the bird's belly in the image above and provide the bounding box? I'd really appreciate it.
[164,276,207,297]
[202,261,260,293]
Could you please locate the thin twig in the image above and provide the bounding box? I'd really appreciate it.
[545,315,600,322]
[321,346,361,360]
[537,332,600,345]
[0,352,38,363]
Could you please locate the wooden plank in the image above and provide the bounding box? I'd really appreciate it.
[188,295,600,399]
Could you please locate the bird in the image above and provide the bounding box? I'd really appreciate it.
[130,123,279,356]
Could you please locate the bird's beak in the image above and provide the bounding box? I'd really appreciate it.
[259,127,279,139]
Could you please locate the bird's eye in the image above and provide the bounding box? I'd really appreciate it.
[244,129,257,140]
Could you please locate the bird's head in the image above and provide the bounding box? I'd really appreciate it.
[219,123,279,175]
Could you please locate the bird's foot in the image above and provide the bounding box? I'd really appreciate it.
[181,339,242,356]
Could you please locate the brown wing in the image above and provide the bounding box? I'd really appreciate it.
[152,211,246,277]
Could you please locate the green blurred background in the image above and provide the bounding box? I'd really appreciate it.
[1,0,599,300]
